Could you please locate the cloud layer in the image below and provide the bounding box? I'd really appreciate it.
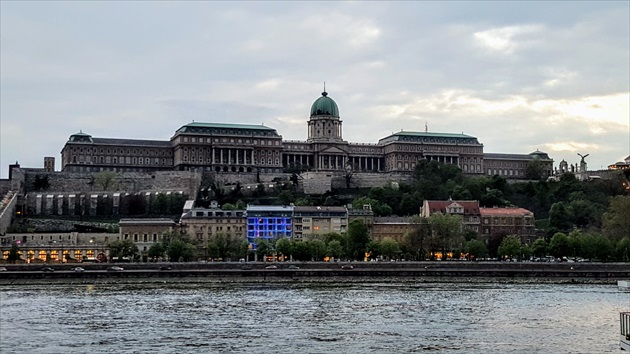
[1,2,628,177]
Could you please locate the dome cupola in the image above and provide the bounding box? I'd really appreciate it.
[310,91,339,117]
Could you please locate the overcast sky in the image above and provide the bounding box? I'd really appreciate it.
[1,1,629,178]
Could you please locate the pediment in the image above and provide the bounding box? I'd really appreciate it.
[320,146,347,154]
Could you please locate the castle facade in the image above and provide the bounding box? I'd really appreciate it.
[60,91,553,179]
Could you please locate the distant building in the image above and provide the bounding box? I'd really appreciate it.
[421,200,538,244]
[421,200,481,233]
[293,206,348,240]
[118,218,177,259]
[58,90,552,179]
[0,231,110,263]
[246,205,294,249]
[479,207,536,244]
[371,217,413,243]
[608,155,630,171]
[179,201,246,244]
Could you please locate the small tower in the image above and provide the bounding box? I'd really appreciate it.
[44,157,55,172]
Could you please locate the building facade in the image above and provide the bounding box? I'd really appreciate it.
[293,206,348,240]
[421,200,481,233]
[371,217,414,243]
[0,232,111,263]
[118,218,177,258]
[179,203,247,245]
[60,91,553,179]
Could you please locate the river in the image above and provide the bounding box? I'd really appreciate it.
[1,281,628,353]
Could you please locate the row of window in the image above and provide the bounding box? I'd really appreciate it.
[69,147,171,157]
[181,136,281,146]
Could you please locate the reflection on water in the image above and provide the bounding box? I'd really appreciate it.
[0,282,627,353]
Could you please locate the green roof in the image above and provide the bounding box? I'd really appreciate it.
[176,122,280,137]
[378,131,480,145]
[389,131,476,139]
[310,92,339,117]
[179,122,275,131]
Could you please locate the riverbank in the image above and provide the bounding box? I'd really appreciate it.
[1,261,628,286]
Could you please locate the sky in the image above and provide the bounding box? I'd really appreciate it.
[1,1,629,178]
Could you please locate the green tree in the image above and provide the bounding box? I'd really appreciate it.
[292,241,311,261]
[525,160,544,180]
[255,240,273,260]
[602,196,630,242]
[207,233,242,260]
[531,238,548,257]
[147,243,166,261]
[497,235,522,259]
[379,237,400,260]
[464,240,488,260]
[549,202,572,231]
[549,232,570,258]
[310,240,327,261]
[7,243,22,263]
[108,239,139,261]
[326,240,344,260]
[615,237,630,262]
[346,220,370,260]
[428,213,464,260]
[166,239,195,262]
[275,238,293,260]
[404,216,430,260]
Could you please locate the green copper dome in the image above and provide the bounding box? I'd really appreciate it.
[310,92,339,117]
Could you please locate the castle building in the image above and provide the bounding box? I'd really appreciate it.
[60,91,553,178]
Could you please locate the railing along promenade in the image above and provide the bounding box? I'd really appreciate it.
[1,261,629,283]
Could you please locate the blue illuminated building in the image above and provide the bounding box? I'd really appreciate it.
[246,205,294,249]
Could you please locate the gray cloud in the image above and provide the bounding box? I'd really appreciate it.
[1,1,628,177]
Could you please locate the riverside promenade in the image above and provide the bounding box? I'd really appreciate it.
[1,261,629,284]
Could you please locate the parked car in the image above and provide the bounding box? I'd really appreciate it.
[0,267,7,272]
[107,266,124,272]
[42,267,55,272]
[341,264,354,270]
[265,265,278,269]
[72,267,85,273]
[159,266,172,271]
[288,265,300,270]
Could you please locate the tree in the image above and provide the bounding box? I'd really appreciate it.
[148,243,166,261]
[207,233,242,260]
[95,171,118,191]
[255,240,273,260]
[346,220,370,260]
[326,240,344,260]
[404,216,430,260]
[379,237,400,260]
[615,237,630,262]
[7,243,21,263]
[428,213,464,260]
[464,240,488,260]
[167,239,195,262]
[602,196,630,242]
[108,239,139,262]
[310,240,327,261]
[531,238,548,257]
[292,241,311,261]
[549,202,572,231]
[275,238,293,260]
[497,235,522,259]
[549,232,570,258]
[525,160,544,180]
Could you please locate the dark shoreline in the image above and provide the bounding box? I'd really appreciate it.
[1,261,628,286]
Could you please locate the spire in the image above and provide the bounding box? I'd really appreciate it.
[322,82,328,97]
